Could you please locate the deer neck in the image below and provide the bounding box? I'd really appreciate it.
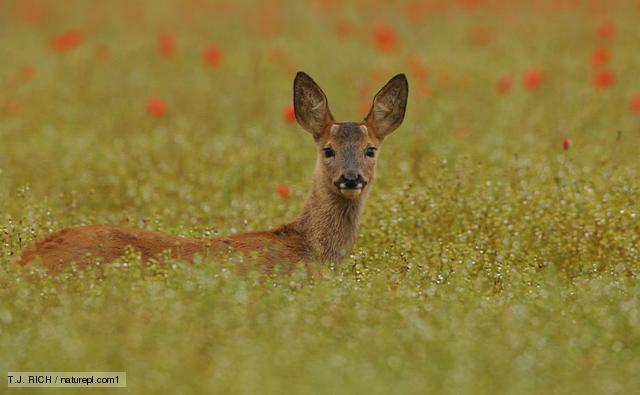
[292,172,370,262]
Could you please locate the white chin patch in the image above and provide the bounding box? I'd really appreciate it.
[339,188,362,198]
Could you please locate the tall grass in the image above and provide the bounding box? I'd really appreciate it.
[1,1,639,393]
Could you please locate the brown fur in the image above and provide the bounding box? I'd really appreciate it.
[14,72,408,275]
[16,224,313,275]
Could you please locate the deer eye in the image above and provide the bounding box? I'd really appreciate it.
[323,147,335,158]
[365,147,377,158]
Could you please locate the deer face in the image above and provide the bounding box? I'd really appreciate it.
[293,72,408,199]
[317,122,378,199]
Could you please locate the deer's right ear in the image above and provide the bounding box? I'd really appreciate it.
[364,74,408,139]
[293,72,334,138]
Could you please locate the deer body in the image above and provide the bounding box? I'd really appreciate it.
[16,72,408,273]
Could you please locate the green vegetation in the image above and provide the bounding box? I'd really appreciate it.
[1,1,639,394]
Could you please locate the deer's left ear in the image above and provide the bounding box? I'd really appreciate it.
[293,72,334,139]
[364,74,408,139]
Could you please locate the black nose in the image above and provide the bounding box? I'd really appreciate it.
[336,174,366,189]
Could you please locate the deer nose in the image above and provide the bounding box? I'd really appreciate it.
[336,174,366,189]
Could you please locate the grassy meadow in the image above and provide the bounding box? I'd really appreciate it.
[1,0,640,393]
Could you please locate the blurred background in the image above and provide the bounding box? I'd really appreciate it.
[1,2,640,394]
[1,0,639,238]
[0,0,639,235]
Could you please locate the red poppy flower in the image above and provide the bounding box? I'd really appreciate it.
[358,99,371,117]
[158,32,176,58]
[17,0,46,25]
[454,126,471,139]
[593,70,615,88]
[275,183,290,199]
[359,82,372,97]
[335,20,353,39]
[562,138,570,151]
[282,103,295,123]
[596,20,615,39]
[630,96,640,113]
[316,0,338,14]
[405,54,428,81]
[592,47,610,68]
[147,98,167,117]
[6,99,25,115]
[415,80,429,98]
[523,69,543,91]
[94,44,110,62]
[403,0,429,25]
[497,75,512,94]
[459,0,484,9]
[467,27,490,47]
[203,45,222,67]
[50,30,84,52]
[19,65,36,82]
[373,23,397,52]
[266,47,286,64]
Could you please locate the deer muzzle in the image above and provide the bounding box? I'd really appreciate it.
[335,174,367,198]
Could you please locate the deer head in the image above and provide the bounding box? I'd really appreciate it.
[293,72,408,199]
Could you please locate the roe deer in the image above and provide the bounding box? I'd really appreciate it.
[16,72,408,273]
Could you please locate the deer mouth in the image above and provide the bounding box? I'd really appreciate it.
[335,180,367,198]
[338,188,362,198]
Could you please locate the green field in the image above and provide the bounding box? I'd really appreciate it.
[1,1,639,394]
